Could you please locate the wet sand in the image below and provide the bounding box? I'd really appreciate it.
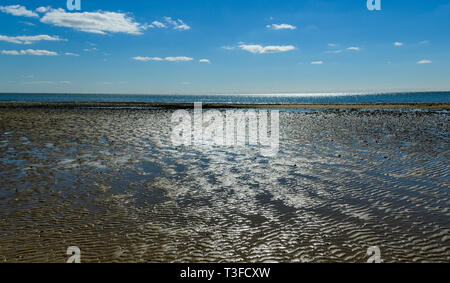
[0,107,448,262]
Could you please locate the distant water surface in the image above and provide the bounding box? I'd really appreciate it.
[0,92,449,104]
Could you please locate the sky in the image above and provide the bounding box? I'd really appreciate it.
[0,0,449,94]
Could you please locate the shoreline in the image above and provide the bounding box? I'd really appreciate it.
[0,101,449,110]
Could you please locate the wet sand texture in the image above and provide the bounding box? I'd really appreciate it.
[0,108,448,262]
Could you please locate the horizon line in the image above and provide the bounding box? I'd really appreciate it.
[1,90,450,96]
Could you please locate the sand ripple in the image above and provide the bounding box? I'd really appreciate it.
[0,108,448,262]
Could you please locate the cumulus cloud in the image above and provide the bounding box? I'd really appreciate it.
[311,61,323,65]
[239,44,295,54]
[394,42,403,46]
[0,35,65,45]
[151,21,166,28]
[65,52,80,56]
[133,56,193,62]
[40,8,146,35]
[221,46,236,50]
[326,46,362,54]
[1,49,58,56]
[199,59,210,63]
[20,21,35,26]
[36,6,51,13]
[163,17,190,30]
[1,50,21,55]
[417,59,432,64]
[266,23,296,30]
[37,8,190,34]
[1,5,190,35]
[165,56,193,61]
[143,17,190,30]
[0,5,38,18]
[133,56,164,62]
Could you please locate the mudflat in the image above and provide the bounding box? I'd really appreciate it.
[0,107,448,262]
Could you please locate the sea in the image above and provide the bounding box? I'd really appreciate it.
[0,91,449,104]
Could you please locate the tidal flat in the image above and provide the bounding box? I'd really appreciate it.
[0,107,448,262]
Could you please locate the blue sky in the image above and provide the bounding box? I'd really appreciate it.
[0,0,449,94]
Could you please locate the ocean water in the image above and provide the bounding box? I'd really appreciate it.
[0,92,449,104]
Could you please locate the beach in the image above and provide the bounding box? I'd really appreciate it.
[0,106,448,262]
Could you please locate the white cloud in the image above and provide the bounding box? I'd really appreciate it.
[163,17,190,30]
[1,5,189,36]
[36,6,51,13]
[0,5,38,18]
[325,46,361,54]
[266,24,296,30]
[311,61,323,65]
[83,47,98,52]
[20,21,35,26]
[65,52,79,56]
[326,46,362,54]
[165,56,193,61]
[0,35,65,45]
[222,46,236,50]
[133,56,193,62]
[199,59,210,63]
[1,50,21,55]
[146,17,190,30]
[132,56,164,62]
[151,21,166,28]
[417,59,432,64]
[394,42,403,46]
[239,44,295,54]
[1,49,58,56]
[40,8,146,35]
